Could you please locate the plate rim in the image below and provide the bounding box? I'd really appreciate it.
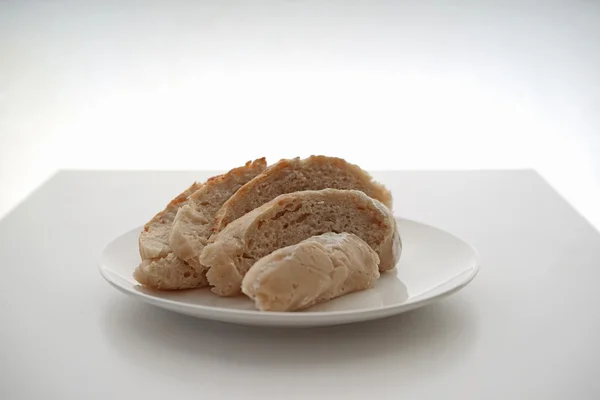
[98,217,480,320]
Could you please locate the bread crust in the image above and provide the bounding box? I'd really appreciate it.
[242,232,381,311]
[134,254,208,290]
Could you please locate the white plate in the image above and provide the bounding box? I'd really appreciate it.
[99,218,479,327]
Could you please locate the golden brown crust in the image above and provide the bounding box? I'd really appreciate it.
[204,158,267,186]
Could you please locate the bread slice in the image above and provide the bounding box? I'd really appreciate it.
[200,189,401,296]
[212,156,393,232]
[134,158,266,290]
[242,232,380,311]
[169,158,267,267]
[139,181,202,260]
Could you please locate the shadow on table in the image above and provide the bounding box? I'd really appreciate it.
[102,295,479,384]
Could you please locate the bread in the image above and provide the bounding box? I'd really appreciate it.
[135,181,203,290]
[133,253,207,290]
[134,158,266,290]
[200,189,401,296]
[242,232,380,311]
[139,181,202,260]
[213,156,393,232]
[169,158,267,267]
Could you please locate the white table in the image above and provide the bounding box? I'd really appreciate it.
[1,170,599,399]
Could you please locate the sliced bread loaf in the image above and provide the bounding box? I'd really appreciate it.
[212,156,393,232]
[169,158,267,267]
[242,232,380,311]
[200,189,401,296]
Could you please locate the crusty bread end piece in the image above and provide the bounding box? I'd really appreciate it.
[139,181,202,260]
[201,189,401,296]
[213,155,393,232]
[242,232,380,311]
[135,159,267,291]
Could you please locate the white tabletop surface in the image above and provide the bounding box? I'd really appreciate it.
[1,170,599,399]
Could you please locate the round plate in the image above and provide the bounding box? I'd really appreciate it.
[99,218,479,327]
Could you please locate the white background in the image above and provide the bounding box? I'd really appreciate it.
[1,1,599,228]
